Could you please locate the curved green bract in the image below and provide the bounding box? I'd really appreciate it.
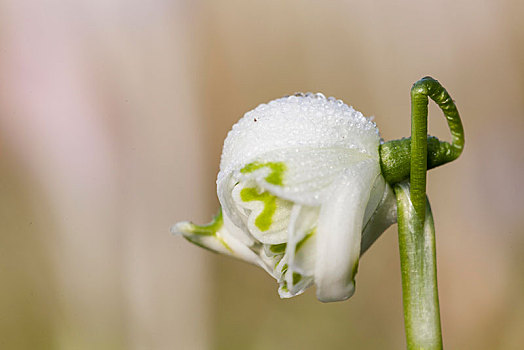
[240,187,277,231]
[240,161,287,186]
[379,77,465,186]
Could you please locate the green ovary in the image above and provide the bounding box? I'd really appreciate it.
[240,161,287,186]
[240,187,277,231]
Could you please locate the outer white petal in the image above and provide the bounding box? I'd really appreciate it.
[235,148,374,206]
[362,172,386,226]
[285,270,314,297]
[219,94,380,177]
[286,204,319,276]
[171,210,266,271]
[360,182,397,255]
[314,159,381,302]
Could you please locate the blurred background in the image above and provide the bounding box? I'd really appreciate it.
[1,0,523,349]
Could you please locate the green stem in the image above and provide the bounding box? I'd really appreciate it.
[383,77,464,349]
[395,183,442,350]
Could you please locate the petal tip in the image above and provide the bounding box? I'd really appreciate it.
[316,282,355,303]
[170,222,191,235]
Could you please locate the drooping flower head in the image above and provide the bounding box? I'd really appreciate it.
[172,93,396,302]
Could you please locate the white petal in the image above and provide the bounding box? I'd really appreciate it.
[217,174,246,231]
[362,172,386,225]
[284,270,314,297]
[257,245,286,278]
[274,253,289,286]
[221,208,258,248]
[286,204,319,276]
[220,94,380,176]
[360,182,397,255]
[314,159,381,302]
[235,147,376,206]
[274,255,314,298]
[171,210,264,269]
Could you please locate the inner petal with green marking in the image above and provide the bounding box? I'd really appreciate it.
[232,181,293,244]
[240,187,277,231]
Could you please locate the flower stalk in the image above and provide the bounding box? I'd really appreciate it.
[395,183,442,349]
[380,77,464,349]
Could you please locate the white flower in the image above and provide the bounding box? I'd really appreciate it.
[172,93,397,302]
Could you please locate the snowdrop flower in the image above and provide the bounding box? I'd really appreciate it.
[172,93,397,302]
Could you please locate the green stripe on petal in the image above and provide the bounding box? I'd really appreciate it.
[215,231,233,253]
[292,272,302,285]
[183,236,219,253]
[280,281,289,293]
[240,161,286,186]
[295,227,316,252]
[183,209,224,236]
[269,243,287,254]
[351,259,359,280]
[175,209,233,252]
[183,233,232,254]
[240,187,277,231]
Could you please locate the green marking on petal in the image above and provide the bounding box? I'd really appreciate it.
[295,228,316,252]
[269,243,287,254]
[185,209,223,235]
[292,272,302,285]
[240,187,277,231]
[216,232,233,253]
[282,263,289,274]
[180,208,233,253]
[240,161,287,186]
[183,236,218,253]
[351,259,359,279]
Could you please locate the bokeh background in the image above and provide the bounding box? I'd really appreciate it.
[1,1,523,349]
